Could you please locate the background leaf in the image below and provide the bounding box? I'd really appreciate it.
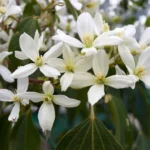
[56,118,123,150]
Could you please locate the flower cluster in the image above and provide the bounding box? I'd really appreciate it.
[0,0,150,133]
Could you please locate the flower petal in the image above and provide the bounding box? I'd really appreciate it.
[39,65,60,78]
[42,81,54,95]
[88,84,105,105]
[0,51,12,62]
[47,58,66,73]
[105,75,134,89]
[43,42,63,62]
[60,72,74,91]
[52,30,84,48]
[0,89,14,101]
[75,55,93,72]
[136,48,150,68]
[141,75,150,87]
[63,44,75,65]
[17,77,29,93]
[81,47,97,56]
[8,102,20,122]
[18,92,44,103]
[93,50,109,77]
[77,12,94,42]
[0,65,14,83]
[94,12,103,35]
[115,65,126,75]
[11,63,38,78]
[53,95,80,107]
[71,72,96,89]
[118,43,135,71]
[38,102,55,131]
[15,51,28,60]
[93,36,123,47]
[70,0,82,10]
[19,33,39,62]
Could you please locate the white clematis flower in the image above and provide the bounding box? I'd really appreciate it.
[0,77,29,122]
[118,44,150,88]
[47,44,92,91]
[0,0,22,24]
[71,50,134,105]
[19,81,80,131]
[53,12,123,56]
[11,32,63,79]
[0,51,14,82]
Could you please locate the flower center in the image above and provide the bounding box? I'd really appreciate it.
[44,94,53,103]
[0,6,6,14]
[13,96,21,102]
[86,2,97,8]
[35,56,43,66]
[66,65,74,72]
[96,74,106,84]
[135,66,146,77]
[117,30,125,37]
[83,33,93,48]
[141,44,148,50]
[103,22,110,32]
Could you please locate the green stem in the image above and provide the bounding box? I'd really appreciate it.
[90,105,95,120]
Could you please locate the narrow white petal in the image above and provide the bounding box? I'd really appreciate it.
[124,25,136,37]
[71,72,96,89]
[53,95,80,107]
[11,63,38,78]
[88,84,105,105]
[37,32,44,51]
[0,51,12,62]
[94,12,103,35]
[39,65,60,78]
[34,30,40,43]
[47,58,66,73]
[77,12,94,42]
[42,81,54,95]
[0,65,14,83]
[139,27,150,45]
[81,47,97,56]
[43,42,63,62]
[60,72,74,91]
[0,89,14,101]
[93,50,109,77]
[15,51,28,60]
[105,75,134,89]
[93,36,123,47]
[8,103,20,122]
[52,34,84,48]
[18,92,44,103]
[63,44,75,65]
[115,65,126,75]
[5,5,22,18]
[136,48,150,68]
[75,56,93,72]
[38,102,55,131]
[21,99,29,106]
[17,77,29,93]
[141,75,150,87]
[118,44,135,71]
[19,33,39,62]
[70,0,82,10]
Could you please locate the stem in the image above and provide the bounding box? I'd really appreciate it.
[90,105,95,120]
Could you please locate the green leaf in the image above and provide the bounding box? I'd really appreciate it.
[56,118,123,150]
[106,91,133,150]
[0,114,11,150]
[10,114,41,150]
[133,133,150,150]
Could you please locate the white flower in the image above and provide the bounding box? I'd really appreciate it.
[11,32,63,78]
[0,51,14,82]
[15,30,45,60]
[118,44,150,87]
[71,50,134,105]
[53,12,122,56]
[0,0,22,24]
[47,44,92,91]
[0,77,29,122]
[19,81,80,131]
